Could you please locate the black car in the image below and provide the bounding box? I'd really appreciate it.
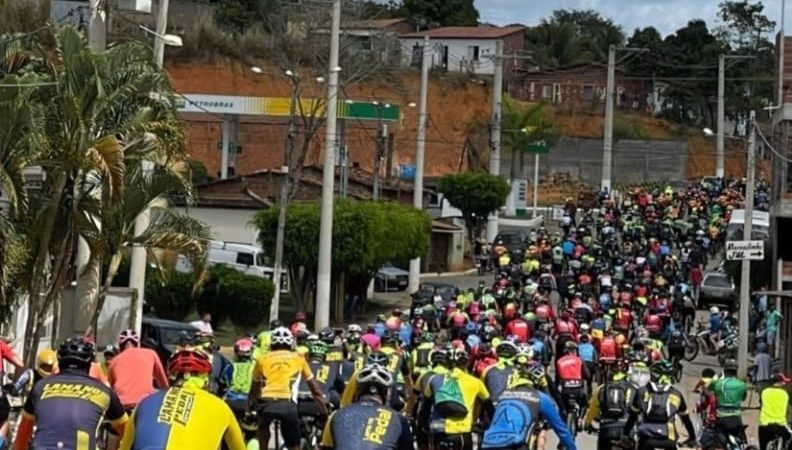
[416,282,460,308]
[141,316,199,366]
[494,230,530,262]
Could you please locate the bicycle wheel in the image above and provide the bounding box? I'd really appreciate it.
[684,339,699,361]
[566,411,578,437]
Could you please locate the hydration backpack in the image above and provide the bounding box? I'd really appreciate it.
[600,382,628,420]
[481,398,534,448]
[434,374,468,418]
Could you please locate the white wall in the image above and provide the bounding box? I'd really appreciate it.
[183,207,260,244]
[400,38,497,75]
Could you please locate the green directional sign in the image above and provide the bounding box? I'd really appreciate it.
[527,141,550,154]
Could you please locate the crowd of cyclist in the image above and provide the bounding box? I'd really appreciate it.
[0,177,786,450]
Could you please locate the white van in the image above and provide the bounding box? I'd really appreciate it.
[726,209,770,241]
[176,240,288,292]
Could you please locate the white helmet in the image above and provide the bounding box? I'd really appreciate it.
[270,327,294,348]
[709,306,720,315]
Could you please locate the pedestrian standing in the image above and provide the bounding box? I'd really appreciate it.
[765,303,783,356]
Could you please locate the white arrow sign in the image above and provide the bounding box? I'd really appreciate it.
[726,240,765,261]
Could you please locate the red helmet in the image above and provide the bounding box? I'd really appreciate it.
[234,338,254,358]
[776,372,791,385]
[167,349,212,376]
[645,314,662,332]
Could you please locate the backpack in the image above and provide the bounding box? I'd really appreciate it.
[667,330,685,350]
[434,374,468,418]
[645,390,673,423]
[414,346,432,369]
[599,382,628,420]
[481,398,534,448]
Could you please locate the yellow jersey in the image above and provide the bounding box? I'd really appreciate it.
[254,350,314,402]
[119,385,245,450]
[424,368,490,434]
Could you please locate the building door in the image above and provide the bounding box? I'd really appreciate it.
[442,46,449,70]
[429,234,450,272]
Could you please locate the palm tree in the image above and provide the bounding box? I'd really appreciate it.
[502,96,557,181]
[12,26,196,364]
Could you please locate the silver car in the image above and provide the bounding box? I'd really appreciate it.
[699,272,736,308]
[375,264,409,292]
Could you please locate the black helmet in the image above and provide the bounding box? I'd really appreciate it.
[723,359,739,374]
[318,327,335,344]
[382,330,399,346]
[270,320,284,330]
[366,351,390,366]
[58,336,96,369]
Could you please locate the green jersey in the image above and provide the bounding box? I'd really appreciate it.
[708,377,747,417]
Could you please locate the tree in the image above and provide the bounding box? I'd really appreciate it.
[437,172,510,248]
[625,27,663,77]
[255,201,430,314]
[401,0,479,28]
[717,1,776,51]
[501,96,557,180]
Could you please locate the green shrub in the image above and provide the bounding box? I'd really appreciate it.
[146,265,274,327]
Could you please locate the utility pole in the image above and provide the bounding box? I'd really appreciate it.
[409,35,431,294]
[153,0,170,67]
[531,152,540,218]
[129,0,170,334]
[315,0,341,331]
[717,54,726,179]
[486,40,504,243]
[780,0,786,106]
[270,73,299,322]
[373,113,384,200]
[88,0,106,51]
[737,110,756,380]
[602,44,616,192]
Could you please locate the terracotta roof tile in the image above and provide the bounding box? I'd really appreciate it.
[400,26,525,40]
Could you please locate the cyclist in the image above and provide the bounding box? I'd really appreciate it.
[481,362,577,450]
[423,347,491,450]
[584,361,635,450]
[225,337,256,415]
[15,336,128,450]
[758,372,792,449]
[555,341,589,416]
[10,348,59,396]
[256,320,283,360]
[109,329,169,412]
[248,326,328,450]
[299,341,345,411]
[480,342,519,404]
[707,359,748,443]
[320,364,413,450]
[578,333,597,396]
[622,360,697,450]
[318,327,344,364]
[410,332,435,385]
[194,332,232,396]
[119,348,245,450]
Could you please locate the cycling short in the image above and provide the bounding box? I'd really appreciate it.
[256,399,300,447]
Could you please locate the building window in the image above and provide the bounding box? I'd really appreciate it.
[582,85,595,101]
[541,84,553,99]
[428,192,442,207]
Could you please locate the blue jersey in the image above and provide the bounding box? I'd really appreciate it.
[482,388,577,450]
[710,314,721,333]
[578,342,596,363]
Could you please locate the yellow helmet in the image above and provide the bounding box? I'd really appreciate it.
[37,349,58,377]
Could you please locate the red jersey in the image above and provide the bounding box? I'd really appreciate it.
[599,336,618,361]
[535,304,553,322]
[614,308,632,331]
[505,319,530,343]
[556,354,584,382]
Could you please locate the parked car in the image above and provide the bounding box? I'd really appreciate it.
[416,282,460,309]
[374,264,409,292]
[698,272,737,308]
[141,316,199,366]
[494,230,529,262]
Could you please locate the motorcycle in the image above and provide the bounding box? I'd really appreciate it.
[686,322,738,364]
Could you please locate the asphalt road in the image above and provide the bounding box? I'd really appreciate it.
[372,272,763,449]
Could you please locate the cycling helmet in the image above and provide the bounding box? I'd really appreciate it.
[37,349,58,377]
[270,319,284,330]
[356,364,393,397]
[723,359,739,374]
[366,351,390,366]
[193,331,215,348]
[563,341,578,354]
[526,362,546,385]
[307,341,328,359]
[168,348,212,377]
[421,333,435,344]
[347,324,362,334]
[450,347,469,364]
[118,329,140,347]
[103,345,118,357]
[579,323,591,334]
[709,306,720,315]
[496,341,518,359]
[381,329,400,346]
[234,338,254,359]
[58,336,96,369]
[650,359,674,380]
[775,372,791,386]
[318,327,336,344]
[430,348,449,365]
[270,327,294,349]
[516,343,534,361]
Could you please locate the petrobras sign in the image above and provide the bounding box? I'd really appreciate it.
[175,94,266,115]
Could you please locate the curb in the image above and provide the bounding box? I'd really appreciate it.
[419,268,479,278]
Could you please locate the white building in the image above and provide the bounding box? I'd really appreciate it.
[399,26,525,76]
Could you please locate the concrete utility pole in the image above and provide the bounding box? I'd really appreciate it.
[315,0,341,331]
[737,110,756,379]
[486,40,504,243]
[88,0,106,51]
[270,72,299,322]
[780,0,786,107]
[602,44,616,192]
[717,54,726,179]
[532,152,540,218]
[153,0,170,67]
[409,36,431,294]
[129,0,171,333]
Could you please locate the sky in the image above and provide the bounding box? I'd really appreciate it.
[476,0,788,37]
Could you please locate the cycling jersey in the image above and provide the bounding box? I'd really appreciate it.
[254,350,314,401]
[299,360,344,400]
[578,342,596,363]
[708,377,747,418]
[227,360,255,397]
[628,384,689,441]
[481,363,518,404]
[21,371,128,450]
[759,386,789,426]
[109,347,169,407]
[599,337,618,361]
[504,319,530,343]
[555,355,584,387]
[321,398,413,450]
[424,368,490,434]
[120,385,245,450]
[482,387,577,450]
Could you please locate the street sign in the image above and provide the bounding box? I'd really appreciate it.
[726,240,765,261]
[527,141,550,154]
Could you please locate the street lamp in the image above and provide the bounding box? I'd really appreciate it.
[139,25,183,47]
